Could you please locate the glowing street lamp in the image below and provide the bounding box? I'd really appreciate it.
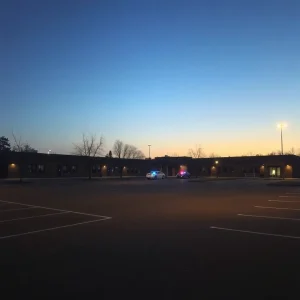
[215,161,219,178]
[277,123,287,155]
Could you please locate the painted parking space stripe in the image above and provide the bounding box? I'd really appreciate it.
[279,196,299,198]
[286,193,300,195]
[0,218,108,240]
[238,214,300,221]
[0,207,38,213]
[255,206,300,211]
[0,200,111,219]
[0,212,69,223]
[210,226,300,240]
[268,200,300,203]
[0,202,29,208]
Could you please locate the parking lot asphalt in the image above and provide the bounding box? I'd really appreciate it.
[1,178,300,299]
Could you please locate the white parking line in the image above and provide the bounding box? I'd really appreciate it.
[279,196,299,198]
[269,200,300,203]
[0,207,38,213]
[210,226,300,240]
[0,212,69,223]
[255,206,300,211]
[0,200,111,219]
[286,193,300,195]
[0,218,107,240]
[238,214,300,221]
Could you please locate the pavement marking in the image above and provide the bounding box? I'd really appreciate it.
[0,218,108,240]
[238,214,300,221]
[210,226,300,240]
[279,196,299,198]
[286,193,300,195]
[0,202,28,208]
[269,200,300,203]
[0,200,111,219]
[255,206,300,211]
[0,207,38,213]
[0,212,69,223]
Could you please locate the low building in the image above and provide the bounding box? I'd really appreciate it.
[0,152,300,179]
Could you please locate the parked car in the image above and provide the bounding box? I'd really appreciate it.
[176,171,191,179]
[146,171,166,180]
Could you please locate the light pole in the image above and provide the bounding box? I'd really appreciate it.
[148,145,151,159]
[215,160,219,178]
[277,123,287,155]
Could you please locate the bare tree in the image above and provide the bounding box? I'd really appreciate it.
[188,144,205,158]
[12,132,37,153]
[11,132,38,182]
[209,152,220,158]
[285,147,295,155]
[73,134,104,179]
[122,143,130,158]
[113,140,123,159]
[268,148,299,155]
[112,140,145,177]
[268,150,282,155]
[73,134,104,157]
[113,140,145,160]
[12,132,22,153]
[131,149,145,159]
[126,145,137,159]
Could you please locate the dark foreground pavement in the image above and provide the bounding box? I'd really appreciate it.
[1,178,300,299]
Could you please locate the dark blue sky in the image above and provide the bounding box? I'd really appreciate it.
[1,0,299,156]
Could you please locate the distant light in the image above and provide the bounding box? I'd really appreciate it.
[277,123,287,129]
[215,161,219,164]
[103,165,106,168]
[10,163,15,167]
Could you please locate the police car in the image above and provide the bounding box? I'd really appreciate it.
[146,171,166,180]
[176,171,191,179]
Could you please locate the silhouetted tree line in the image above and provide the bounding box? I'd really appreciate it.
[187,144,220,158]
[0,134,37,153]
[72,134,145,179]
[187,144,300,158]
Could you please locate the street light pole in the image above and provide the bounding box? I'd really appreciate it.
[277,123,287,155]
[280,126,283,155]
[148,144,151,159]
[215,160,219,178]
